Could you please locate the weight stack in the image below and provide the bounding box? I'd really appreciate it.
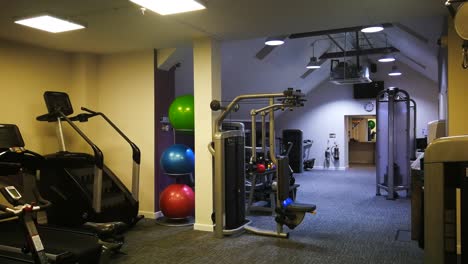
[282,129,303,173]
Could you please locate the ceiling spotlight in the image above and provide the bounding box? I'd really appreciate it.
[306,43,321,69]
[265,36,286,46]
[388,65,402,76]
[378,35,395,62]
[14,15,85,33]
[361,25,384,33]
[378,53,396,63]
[306,57,321,69]
[129,0,206,15]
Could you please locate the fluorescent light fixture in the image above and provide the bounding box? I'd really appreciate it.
[306,57,321,69]
[361,25,384,33]
[265,36,286,46]
[388,65,402,76]
[129,0,206,15]
[14,15,85,33]
[378,54,396,63]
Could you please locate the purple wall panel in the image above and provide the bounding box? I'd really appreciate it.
[154,50,176,212]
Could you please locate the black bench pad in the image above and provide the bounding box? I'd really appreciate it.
[286,203,316,213]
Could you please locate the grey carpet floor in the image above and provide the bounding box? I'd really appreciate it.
[112,166,423,264]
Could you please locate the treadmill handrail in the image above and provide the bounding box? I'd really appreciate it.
[0,193,52,219]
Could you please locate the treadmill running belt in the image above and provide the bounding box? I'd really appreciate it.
[0,220,101,264]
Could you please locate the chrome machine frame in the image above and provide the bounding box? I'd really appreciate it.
[376,88,416,200]
[209,88,306,238]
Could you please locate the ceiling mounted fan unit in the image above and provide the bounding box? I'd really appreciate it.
[329,60,371,85]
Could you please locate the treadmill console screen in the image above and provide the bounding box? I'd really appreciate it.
[5,186,22,200]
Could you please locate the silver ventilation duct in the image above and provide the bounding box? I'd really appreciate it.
[329,60,372,85]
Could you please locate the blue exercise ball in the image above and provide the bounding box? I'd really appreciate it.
[160,144,195,174]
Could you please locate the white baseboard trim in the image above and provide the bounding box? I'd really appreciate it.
[139,210,158,219]
[312,166,346,171]
[193,223,214,232]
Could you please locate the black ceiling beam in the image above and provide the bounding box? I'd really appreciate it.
[394,23,429,43]
[319,47,399,59]
[327,35,344,51]
[289,23,393,39]
[362,33,374,49]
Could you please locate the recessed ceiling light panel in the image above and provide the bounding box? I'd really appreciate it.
[15,15,85,33]
[361,25,384,33]
[130,0,206,15]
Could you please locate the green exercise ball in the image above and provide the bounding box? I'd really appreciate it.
[368,120,376,130]
[169,95,195,130]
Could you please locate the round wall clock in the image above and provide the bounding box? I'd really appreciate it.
[364,102,374,112]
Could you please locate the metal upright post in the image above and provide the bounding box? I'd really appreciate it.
[93,167,103,213]
[212,134,225,238]
[268,98,278,166]
[387,91,395,200]
[132,162,140,201]
[56,118,67,152]
[376,93,382,196]
[268,98,282,234]
[251,112,257,162]
[261,113,266,157]
[407,98,415,197]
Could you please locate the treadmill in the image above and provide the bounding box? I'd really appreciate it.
[0,124,103,264]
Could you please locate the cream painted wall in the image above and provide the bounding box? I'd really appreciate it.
[0,39,156,216]
[0,39,71,153]
[66,53,100,153]
[447,20,468,136]
[95,50,155,215]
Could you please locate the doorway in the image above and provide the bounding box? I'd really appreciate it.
[345,115,376,167]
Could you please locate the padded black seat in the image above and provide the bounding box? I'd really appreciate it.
[286,202,316,213]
